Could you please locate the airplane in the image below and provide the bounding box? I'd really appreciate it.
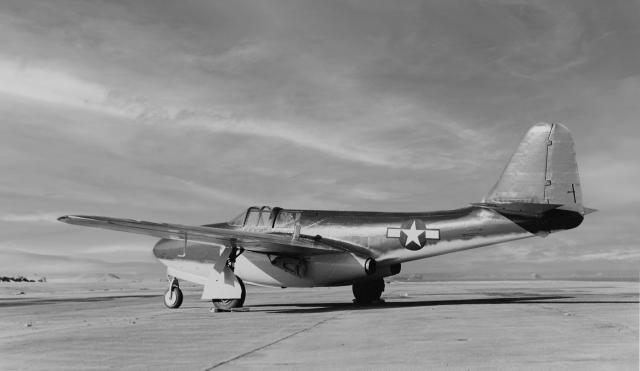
[59,123,592,310]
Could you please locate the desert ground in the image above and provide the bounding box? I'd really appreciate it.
[0,280,637,370]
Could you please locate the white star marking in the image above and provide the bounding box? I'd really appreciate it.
[386,220,440,249]
[402,221,424,247]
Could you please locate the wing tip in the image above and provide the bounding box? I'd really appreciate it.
[58,215,91,223]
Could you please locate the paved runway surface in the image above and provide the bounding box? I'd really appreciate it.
[1,280,637,370]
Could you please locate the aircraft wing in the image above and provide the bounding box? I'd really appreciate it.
[58,215,370,257]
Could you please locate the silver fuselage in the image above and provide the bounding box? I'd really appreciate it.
[153,206,583,288]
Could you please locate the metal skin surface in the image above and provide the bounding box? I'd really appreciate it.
[59,123,590,299]
[484,123,583,212]
[151,205,580,288]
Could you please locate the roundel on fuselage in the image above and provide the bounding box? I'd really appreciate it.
[386,219,440,251]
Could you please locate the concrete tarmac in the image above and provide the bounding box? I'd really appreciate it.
[0,280,637,370]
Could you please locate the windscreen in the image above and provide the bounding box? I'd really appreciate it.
[228,211,247,226]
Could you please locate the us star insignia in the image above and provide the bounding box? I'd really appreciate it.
[387,219,440,251]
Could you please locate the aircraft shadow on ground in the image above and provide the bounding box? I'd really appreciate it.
[249,296,640,314]
[2,294,636,311]
[0,294,159,308]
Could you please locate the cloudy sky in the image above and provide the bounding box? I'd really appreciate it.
[1,0,638,280]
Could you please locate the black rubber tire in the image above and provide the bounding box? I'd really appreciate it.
[352,278,385,304]
[212,277,246,310]
[163,287,183,309]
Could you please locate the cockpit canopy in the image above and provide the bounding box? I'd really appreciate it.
[228,206,299,228]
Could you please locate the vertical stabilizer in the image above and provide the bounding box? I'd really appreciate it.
[483,123,583,213]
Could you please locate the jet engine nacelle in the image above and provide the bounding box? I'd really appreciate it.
[363,257,401,277]
[364,257,376,275]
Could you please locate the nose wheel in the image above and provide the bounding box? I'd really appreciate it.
[163,276,183,309]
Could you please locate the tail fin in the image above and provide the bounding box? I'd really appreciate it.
[483,123,584,214]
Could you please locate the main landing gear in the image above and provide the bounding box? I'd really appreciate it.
[212,242,246,310]
[212,277,246,311]
[352,278,385,305]
[163,276,183,309]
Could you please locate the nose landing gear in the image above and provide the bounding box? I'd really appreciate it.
[163,276,183,309]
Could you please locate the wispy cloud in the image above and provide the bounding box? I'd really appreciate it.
[177,115,414,168]
[572,250,640,262]
[0,57,134,118]
[173,178,252,206]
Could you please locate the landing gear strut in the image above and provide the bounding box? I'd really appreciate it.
[163,276,183,309]
[352,278,385,304]
[211,242,246,310]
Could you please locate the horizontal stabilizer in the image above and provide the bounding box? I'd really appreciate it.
[471,202,562,218]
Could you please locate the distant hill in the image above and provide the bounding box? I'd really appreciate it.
[0,249,164,282]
